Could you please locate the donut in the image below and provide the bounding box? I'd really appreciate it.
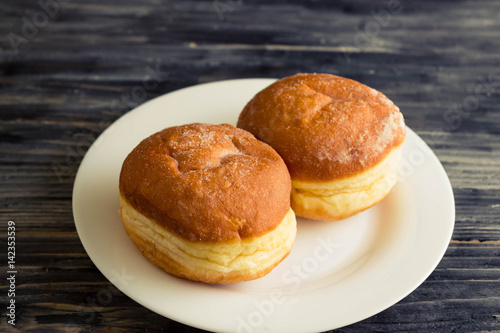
[237,73,406,221]
[119,123,296,284]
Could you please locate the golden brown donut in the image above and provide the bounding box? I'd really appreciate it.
[237,73,406,221]
[119,123,296,284]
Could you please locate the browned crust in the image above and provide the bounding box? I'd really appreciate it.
[237,73,406,182]
[119,123,291,243]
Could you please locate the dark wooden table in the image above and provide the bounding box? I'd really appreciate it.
[1,0,500,332]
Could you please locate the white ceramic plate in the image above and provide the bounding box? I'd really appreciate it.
[73,79,455,333]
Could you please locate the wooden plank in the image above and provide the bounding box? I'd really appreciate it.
[1,0,499,332]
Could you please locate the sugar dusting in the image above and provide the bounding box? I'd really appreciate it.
[372,112,403,153]
[305,96,403,166]
[167,125,245,173]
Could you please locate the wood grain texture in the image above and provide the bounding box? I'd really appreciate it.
[1,0,499,332]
